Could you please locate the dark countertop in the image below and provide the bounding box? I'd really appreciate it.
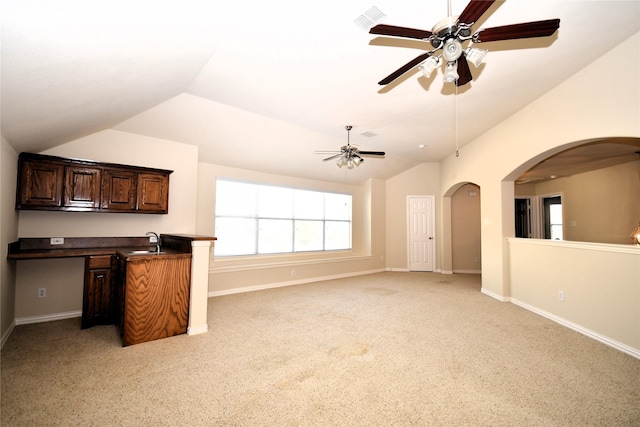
[7,234,215,260]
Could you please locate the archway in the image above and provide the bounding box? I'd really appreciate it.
[504,137,640,245]
[442,181,481,276]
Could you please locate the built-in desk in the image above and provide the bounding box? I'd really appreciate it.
[8,234,216,343]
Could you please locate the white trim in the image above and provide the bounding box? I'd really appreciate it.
[507,237,640,254]
[208,268,385,297]
[441,270,454,275]
[511,298,640,360]
[481,288,509,302]
[15,310,82,326]
[387,267,410,272]
[1,320,16,349]
[452,269,481,274]
[211,254,372,274]
[187,324,209,335]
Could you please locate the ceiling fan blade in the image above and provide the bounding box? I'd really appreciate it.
[456,56,473,87]
[378,52,432,85]
[323,153,344,162]
[473,19,560,43]
[359,151,386,156]
[369,24,432,40]
[457,0,496,25]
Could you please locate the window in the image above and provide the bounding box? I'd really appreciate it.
[214,179,352,256]
[543,195,563,240]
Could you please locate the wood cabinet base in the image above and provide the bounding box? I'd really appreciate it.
[82,255,115,329]
[119,255,191,346]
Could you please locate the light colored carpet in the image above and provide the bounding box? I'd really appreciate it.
[2,272,639,426]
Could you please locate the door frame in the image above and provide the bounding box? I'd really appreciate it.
[406,195,436,272]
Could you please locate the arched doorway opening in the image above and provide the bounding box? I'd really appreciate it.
[442,181,481,277]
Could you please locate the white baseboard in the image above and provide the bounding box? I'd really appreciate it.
[453,269,481,274]
[209,268,386,297]
[511,298,640,360]
[1,320,16,349]
[481,288,510,302]
[15,310,82,326]
[187,324,209,335]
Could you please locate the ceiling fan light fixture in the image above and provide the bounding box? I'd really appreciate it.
[442,38,463,62]
[419,56,440,78]
[465,47,487,67]
[444,62,459,82]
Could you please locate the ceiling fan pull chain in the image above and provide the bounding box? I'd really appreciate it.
[455,80,460,157]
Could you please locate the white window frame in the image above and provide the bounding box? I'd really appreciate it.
[214,179,352,257]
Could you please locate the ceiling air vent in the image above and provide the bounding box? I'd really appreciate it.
[360,130,379,138]
[354,6,386,31]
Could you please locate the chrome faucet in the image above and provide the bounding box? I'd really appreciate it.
[146,232,161,253]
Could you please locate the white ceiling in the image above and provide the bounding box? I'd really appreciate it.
[2,1,639,184]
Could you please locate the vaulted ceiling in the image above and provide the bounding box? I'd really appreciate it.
[2,1,639,183]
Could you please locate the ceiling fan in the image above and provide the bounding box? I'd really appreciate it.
[317,126,385,168]
[369,0,560,86]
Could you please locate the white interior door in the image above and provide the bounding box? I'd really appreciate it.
[407,196,435,271]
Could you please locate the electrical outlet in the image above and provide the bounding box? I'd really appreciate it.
[558,290,564,301]
[50,237,64,245]
[290,270,296,277]
[38,288,47,298]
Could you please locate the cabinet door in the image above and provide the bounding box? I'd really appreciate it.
[82,255,115,329]
[137,173,169,213]
[17,160,64,208]
[101,168,137,211]
[122,256,191,346]
[64,166,102,209]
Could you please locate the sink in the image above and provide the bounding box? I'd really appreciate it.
[128,250,166,255]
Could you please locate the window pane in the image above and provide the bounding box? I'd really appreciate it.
[294,190,324,220]
[550,204,563,240]
[216,180,257,217]
[325,221,351,250]
[258,219,293,254]
[325,193,351,220]
[259,185,293,218]
[294,220,323,252]
[214,217,257,256]
[215,179,352,256]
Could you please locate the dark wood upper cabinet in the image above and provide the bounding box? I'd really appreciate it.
[101,169,137,211]
[64,166,102,209]
[137,173,169,212]
[16,153,172,214]
[17,159,64,208]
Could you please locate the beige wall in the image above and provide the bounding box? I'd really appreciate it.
[385,162,440,271]
[196,162,386,294]
[451,183,481,272]
[1,137,19,343]
[440,32,640,298]
[509,239,639,354]
[12,129,199,319]
[516,160,640,244]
